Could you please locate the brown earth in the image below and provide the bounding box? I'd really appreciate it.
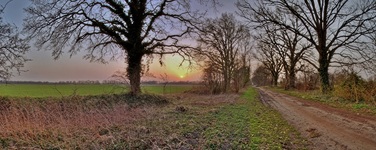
[258,87,376,150]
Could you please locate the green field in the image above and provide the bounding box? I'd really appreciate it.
[0,84,194,97]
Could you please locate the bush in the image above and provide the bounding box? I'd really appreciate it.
[333,72,376,104]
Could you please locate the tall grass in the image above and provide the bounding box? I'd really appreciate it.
[0,94,168,149]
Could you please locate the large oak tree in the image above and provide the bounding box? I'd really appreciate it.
[24,0,214,95]
[238,0,376,93]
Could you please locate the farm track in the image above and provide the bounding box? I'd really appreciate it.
[258,87,376,150]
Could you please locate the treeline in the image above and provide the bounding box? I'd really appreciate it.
[252,66,376,103]
[239,0,376,94]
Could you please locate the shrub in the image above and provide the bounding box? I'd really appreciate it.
[333,71,376,104]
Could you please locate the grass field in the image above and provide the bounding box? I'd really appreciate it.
[0,84,194,97]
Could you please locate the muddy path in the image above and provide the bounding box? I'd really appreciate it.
[258,87,376,150]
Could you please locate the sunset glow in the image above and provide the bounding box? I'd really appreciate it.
[147,55,201,81]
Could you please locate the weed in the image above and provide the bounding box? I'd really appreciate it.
[352,103,368,110]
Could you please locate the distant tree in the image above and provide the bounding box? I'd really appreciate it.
[254,41,283,86]
[251,64,272,86]
[233,54,251,92]
[238,0,376,93]
[159,73,169,94]
[202,60,222,94]
[254,17,312,89]
[24,0,216,95]
[278,28,312,89]
[111,70,129,85]
[296,64,319,90]
[0,1,29,80]
[197,13,251,93]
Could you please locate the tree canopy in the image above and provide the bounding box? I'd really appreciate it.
[24,0,215,94]
[238,0,376,93]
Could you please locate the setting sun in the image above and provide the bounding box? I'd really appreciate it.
[147,55,201,81]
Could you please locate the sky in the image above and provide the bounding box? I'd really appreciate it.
[0,0,238,82]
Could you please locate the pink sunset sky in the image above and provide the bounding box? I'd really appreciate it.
[1,0,239,82]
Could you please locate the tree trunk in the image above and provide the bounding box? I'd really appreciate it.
[272,72,278,86]
[223,66,230,93]
[127,54,143,95]
[288,71,296,89]
[223,73,228,92]
[283,65,289,90]
[318,60,331,94]
[287,65,296,89]
[316,24,331,94]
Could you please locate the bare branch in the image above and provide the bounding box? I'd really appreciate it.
[24,0,218,94]
[0,1,29,80]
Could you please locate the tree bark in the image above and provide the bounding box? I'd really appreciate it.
[286,64,296,89]
[288,71,296,89]
[272,72,279,86]
[127,53,143,95]
[318,58,331,94]
[223,69,229,93]
[222,62,231,93]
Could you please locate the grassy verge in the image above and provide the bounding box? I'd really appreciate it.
[120,87,307,149]
[269,87,376,116]
[244,88,308,149]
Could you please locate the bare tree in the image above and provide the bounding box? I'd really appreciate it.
[238,0,376,93]
[197,13,251,93]
[233,54,251,92]
[279,29,312,89]
[159,73,169,95]
[255,17,312,89]
[0,1,29,80]
[297,64,319,90]
[254,41,283,86]
[202,60,222,94]
[24,0,216,95]
[251,64,272,86]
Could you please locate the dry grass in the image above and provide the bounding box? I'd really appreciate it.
[0,94,167,149]
[0,88,307,149]
[178,93,238,106]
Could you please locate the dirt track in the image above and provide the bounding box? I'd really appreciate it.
[258,87,376,150]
